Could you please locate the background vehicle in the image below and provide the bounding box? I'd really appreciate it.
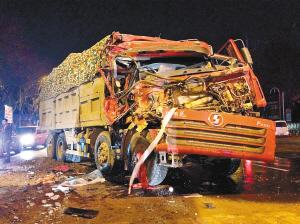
[39,32,275,187]
[275,120,289,136]
[16,126,48,149]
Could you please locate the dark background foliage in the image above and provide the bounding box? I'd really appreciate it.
[0,0,299,120]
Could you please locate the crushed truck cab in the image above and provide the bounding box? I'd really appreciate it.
[39,32,275,187]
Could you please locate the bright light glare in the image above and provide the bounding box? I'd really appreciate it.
[20,134,34,145]
[20,151,34,160]
[169,186,174,193]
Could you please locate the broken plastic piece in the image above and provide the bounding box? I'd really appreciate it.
[60,170,105,188]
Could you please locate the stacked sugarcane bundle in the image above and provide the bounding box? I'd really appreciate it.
[39,35,110,100]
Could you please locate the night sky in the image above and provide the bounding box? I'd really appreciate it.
[0,0,299,98]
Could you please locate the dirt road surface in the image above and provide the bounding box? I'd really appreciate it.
[1,136,300,224]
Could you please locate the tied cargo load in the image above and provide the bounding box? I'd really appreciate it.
[39,35,110,100]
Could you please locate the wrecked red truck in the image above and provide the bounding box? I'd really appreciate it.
[39,32,276,187]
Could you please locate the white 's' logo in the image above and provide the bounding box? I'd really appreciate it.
[208,113,224,126]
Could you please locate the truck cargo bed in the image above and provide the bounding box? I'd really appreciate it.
[39,77,108,130]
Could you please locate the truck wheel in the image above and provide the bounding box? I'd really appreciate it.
[56,133,67,162]
[46,134,57,159]
[13,143,22,154]
[209,158,241,176]
[17,146,23,154]
[121,128,137,173]
[129,132,168,186]
[94,131,115,175]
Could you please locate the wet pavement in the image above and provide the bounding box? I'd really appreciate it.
[0,136,300,223]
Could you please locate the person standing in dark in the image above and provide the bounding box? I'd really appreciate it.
[2,119,12,163]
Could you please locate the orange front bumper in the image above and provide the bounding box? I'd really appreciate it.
[156,109,276,161]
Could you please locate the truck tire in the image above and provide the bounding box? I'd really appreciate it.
[94,131,115,175]
[129,132,168,186]
[14,146,22,154]
[46,133,57,159]
[13,141,22,154]
[209,158,241,176]
[121,128,137,173]
[56,133,67,162]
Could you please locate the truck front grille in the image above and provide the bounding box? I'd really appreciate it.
[166,119,266,153]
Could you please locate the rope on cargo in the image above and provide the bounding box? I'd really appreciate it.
[128,107,177,194]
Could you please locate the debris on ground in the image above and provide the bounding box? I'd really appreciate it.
[52,165,70,173]
[54,202,61,207]
[204,203,216,209]
[27,200,35,207]
[60,170,105,188]
[50,195,60,200]
[20,186,29,192]
[184,194,204,198]
[35,173,57,184]
[63,207,99,219]
[0,168,13,172]
[52,185,71,194]
[45,192,55,198]
[45,192,60,200]
[27,171,35,175]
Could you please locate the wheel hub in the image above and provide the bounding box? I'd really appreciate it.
[57,141,63,158]
[98,142,109,165]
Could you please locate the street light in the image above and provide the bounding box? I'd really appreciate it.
[270,87,285,120]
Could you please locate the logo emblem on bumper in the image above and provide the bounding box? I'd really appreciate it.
[208,113,224,126]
